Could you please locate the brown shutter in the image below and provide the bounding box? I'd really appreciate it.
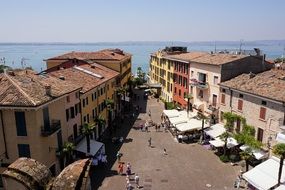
[259,107,266,120]
[221,94,225,104]
[238,99,243,111]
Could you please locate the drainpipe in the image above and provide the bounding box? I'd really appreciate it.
[0,110,9,159]
[230,89,233,113]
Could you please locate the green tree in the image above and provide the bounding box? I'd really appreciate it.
[95,115,106,137]
[0,65,11,73]
[273,143,285,186]
[82,123,95,154]
[116,87,127,112]
[62,142,75,166]
[106,99,114,137]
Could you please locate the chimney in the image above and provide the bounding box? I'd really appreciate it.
[45,85,52,96]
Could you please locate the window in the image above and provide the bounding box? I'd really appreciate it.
[15,112,27,136]
[87,114,90,123]
[91,94,94,101]
[86,97,88,105]
[238,99,243,111]
[66,109,69,121]
[174,87,177,94]
[198,73,206,83]
[101,88,103,95]
[212,94,217,107]
[18,144,30,158]
[179,90,181,96]
[70,107,75,119]
[82,99,85,107]
[261,100,267,106]
[94,92,97,99]
[239,94,243,98]
[214,76,219,85]
[75,104,78,115]
[222,88,226,93]
[83,116,87,123]
[66,96,70,103]
[259,107,266,120]
[257,128,264,142]
[198,90,203,98]
[98,90,100,97]
[221,94,225,104]
[92,109,95,119]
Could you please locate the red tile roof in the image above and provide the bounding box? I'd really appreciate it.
[47,49,131,62]
[0,69,80,107]
[48,62,119,93]
[220,69,285,102]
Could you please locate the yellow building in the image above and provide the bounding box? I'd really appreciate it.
[45,49,132,87]
[46,60,119,139]
[149,50,174,102]
[0,69,81,182]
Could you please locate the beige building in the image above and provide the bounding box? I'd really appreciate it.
[219,69,285,146]
[46,61,119,140]
[45,49,132,87]
[0,69,81,185]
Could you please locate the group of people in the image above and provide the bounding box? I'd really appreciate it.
[117,160,140,189]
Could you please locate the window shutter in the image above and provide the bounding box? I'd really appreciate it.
[238,100,243,111]
[259,107,266,120]
[221,94,225,104]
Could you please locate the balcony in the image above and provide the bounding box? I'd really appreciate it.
[41,120,61,137]
[190,79,208,89]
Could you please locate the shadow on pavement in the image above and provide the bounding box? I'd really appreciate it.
[90,89,148,190]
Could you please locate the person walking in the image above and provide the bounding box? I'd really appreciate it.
[148,110,151,117]
[148,137,152,147]
[163,148,167,155]
[126,162,132,177]
[134,173,140,188]
[117,152,122,162]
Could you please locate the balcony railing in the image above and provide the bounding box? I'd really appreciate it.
[190,79,208,89]
[41,120,61,137]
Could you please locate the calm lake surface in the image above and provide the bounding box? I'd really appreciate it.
[0,42,284,73]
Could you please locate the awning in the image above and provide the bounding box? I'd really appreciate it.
[76,139,105,156]
[169,116,188,125]
[204,123,225,139]
[209,137,238,148]
[275,185,285,190]
[175,118,202,132]
[163,110,179,118]
[239,145,268,160]
[243,156,285,190]
[276,132,285,143]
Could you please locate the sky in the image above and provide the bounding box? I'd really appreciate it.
[0,0,284,42]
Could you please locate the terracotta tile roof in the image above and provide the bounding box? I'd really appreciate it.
[166,52,208,62]
[0,70,80,107]
[50,159,90,190]
[48,62,119,93]
[47,49,131,62]
[190,53,248,65]
[2,157,52,189]
[220,69,285,102]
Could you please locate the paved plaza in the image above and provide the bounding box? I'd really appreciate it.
[92,90,241,190]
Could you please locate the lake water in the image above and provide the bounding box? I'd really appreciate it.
[0,42,284,73]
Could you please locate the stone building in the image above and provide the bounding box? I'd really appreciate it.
[2,157,91,190]
[219,69,285,146]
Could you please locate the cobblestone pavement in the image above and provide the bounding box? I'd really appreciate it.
[94,89,241,190]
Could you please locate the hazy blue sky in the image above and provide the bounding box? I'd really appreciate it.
[0,0,284,42]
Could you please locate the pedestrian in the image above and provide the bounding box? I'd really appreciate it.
[148,137,152,147]
[163,148,167,155]
[126,162,132,175]
[134,173,140,188]
[118,162,124,175]
[126,180,132,190]
[117,152,122,162]
[148,110,151,117]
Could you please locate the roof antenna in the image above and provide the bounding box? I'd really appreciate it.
[239,39,243,54]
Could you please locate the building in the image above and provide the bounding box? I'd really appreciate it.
[219,69,285,145]
[46,61,120,139]
[167,52,208,108]
[45,49,132,87]
[0,69,81,186]
[149,47,187,103]
[2,157,91,190]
